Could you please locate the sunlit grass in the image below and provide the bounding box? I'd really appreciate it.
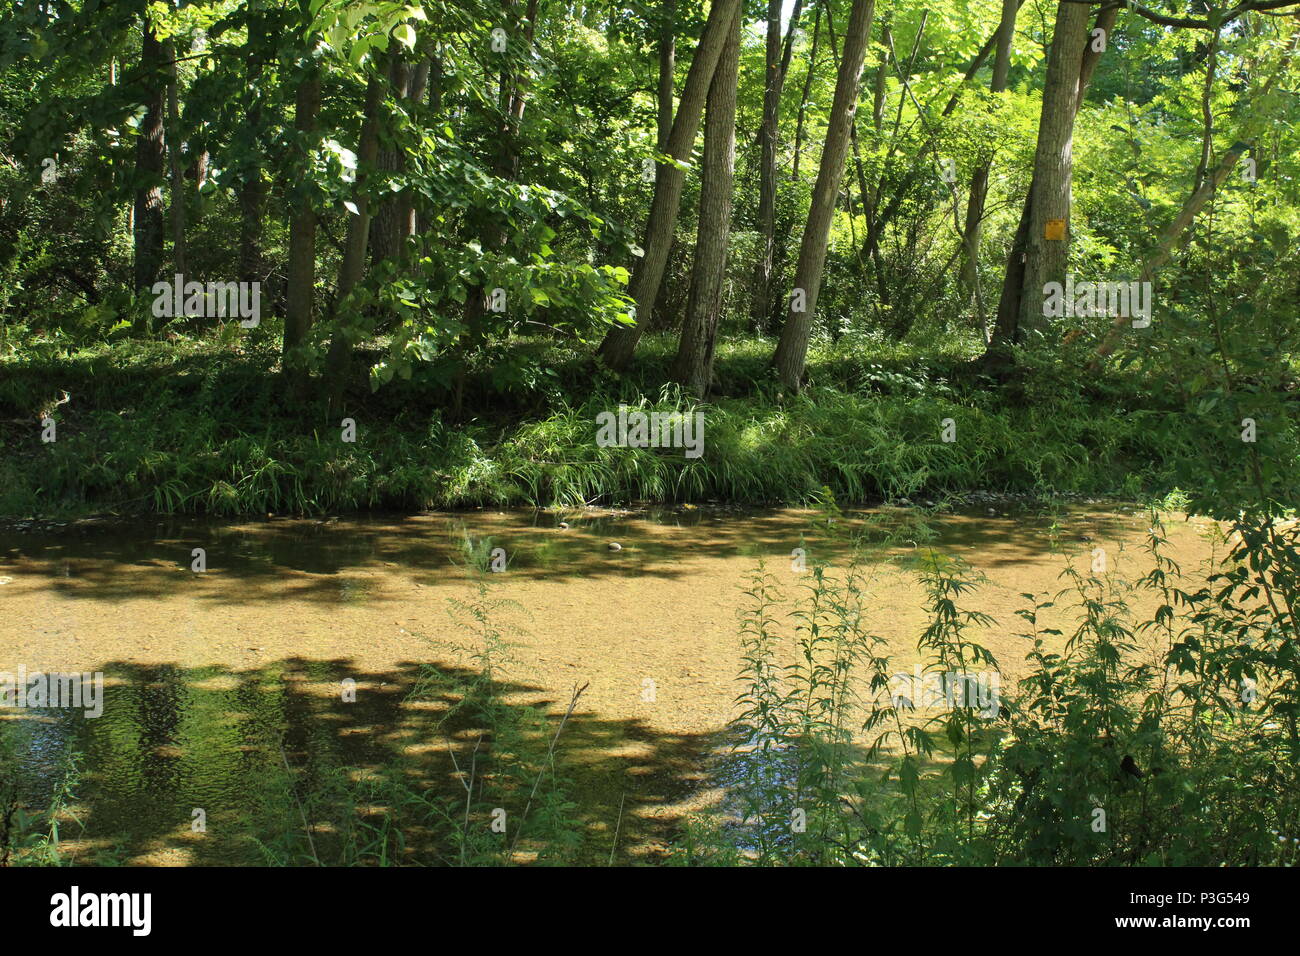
[0,328,1230,517]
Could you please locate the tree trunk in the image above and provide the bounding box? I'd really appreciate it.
[164,39,186,280]
[870,17,889,131]
[132,17,166,297]
[392,56,432,241]
[369,56,412,266]
[791,2,822,184]
[500,0,539,188]
[982,2,1110,363]
[415,52,442,236]
[191,147,210,222]
[1018,1,1091,341]
[671,6,741,397]
[771,0,876,391]
[283,64,322,379]
[239,6,268,286]
[958,0,1017,297]
[657,0,677,151]
[749,0,803,332]
[326,74,386,403]
[595,0,744,371]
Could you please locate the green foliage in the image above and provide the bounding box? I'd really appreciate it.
[0,328,1208,517]
[0,733,82,867]
[703,505,1300,866]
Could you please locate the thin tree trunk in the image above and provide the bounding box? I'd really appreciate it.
[133,17,166,297]
[239,6,268,285]
[326,74,385,402]
[596,0,744,371]
[870,17,889,131]
[771,0,876,390]
[164,38,186,280]
[393,57,432,241]
[191,147,209,222]
[858,16,890,309]
[283,65,322,379]
[671,6,741,396]
[501,0,539,185]
[657,0,677,151]
[791,2,822,184]
[958,0,1017,297]
[415,51,443,237]
[749,0,804,333]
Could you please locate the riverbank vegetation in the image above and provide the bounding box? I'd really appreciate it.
[1,330,1201,517]
[2,0,1299,869]
[2,0,1298,520]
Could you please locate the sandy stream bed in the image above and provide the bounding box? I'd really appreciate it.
[0,505,1225,863]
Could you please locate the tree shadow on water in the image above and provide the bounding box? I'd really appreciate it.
[0,504,1151,607]
[0,657,718,866]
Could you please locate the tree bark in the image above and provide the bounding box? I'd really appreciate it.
[983,2,1109,362]
[326,74,385,401]
[671,6,741,397]
[595,0,744,371]
[132,17,166,296]
[164,39,187,280]
[283,64,322,378]
[369,56,412,266]
[239,5,268,286]
[791,2,822,185]
[771,0,876,391]
[391,56,432,242]
[958,0,1018,297]
[749,0,804,332]
[657,0,677,151]
[1021,2,1091,339]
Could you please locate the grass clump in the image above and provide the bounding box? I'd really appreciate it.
[0,332,1199,518]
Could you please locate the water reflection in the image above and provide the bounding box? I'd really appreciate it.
[0,502,1174,863]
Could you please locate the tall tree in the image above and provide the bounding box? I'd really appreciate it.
[1018,1,1092,341]
[771,0,876,390]
[790,1,822,185]
[596,0,744,371]
[238,2,269,286]
[958,0,1018,309]
[132,14,166,295]
[657,0,677,151]
[390,55,432,244]
[671,4,741,397]
[749,0,804,332]
[369,55,412,265]
[325,73,385,400]
[164,37,186,279]
[282,61,322,379]
[982,2,1112,364]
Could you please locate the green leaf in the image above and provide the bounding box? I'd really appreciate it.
[393,24,417,49]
